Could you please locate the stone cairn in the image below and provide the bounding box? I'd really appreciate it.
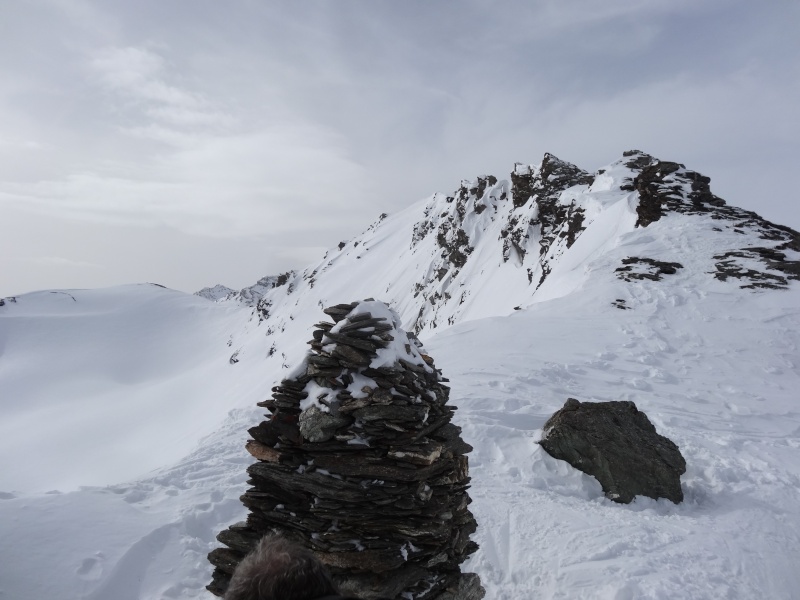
[208,300,483,600]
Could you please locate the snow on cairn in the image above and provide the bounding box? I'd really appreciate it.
[208,300,483,600]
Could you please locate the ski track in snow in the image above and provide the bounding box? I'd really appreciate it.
[2,156,800,599]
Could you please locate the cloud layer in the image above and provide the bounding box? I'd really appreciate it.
[1,0,798,295]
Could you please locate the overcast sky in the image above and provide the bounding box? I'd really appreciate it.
[1,0,798,297]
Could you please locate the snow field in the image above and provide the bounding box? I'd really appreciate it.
[0,284,275,492]
[429,280,800,599]
[2,267,799,599]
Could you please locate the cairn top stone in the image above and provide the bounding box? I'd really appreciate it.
[293,300,435,421]
[539,398,686,504]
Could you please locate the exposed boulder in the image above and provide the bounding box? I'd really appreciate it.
[539,398,686,504]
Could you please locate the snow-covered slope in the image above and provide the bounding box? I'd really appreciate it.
[1,151,799,599]
[209,150,797,340]
[0,284,272,492]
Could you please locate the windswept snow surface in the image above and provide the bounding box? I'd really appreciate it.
[2,154,800,599]
[0,284,270,492]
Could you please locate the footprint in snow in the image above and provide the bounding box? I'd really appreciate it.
[76,552,105,581]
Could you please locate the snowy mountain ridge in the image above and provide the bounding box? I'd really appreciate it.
[202,149,797,353]
[2,150,800,600]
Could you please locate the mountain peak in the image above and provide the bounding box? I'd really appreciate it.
[210,150,798,337]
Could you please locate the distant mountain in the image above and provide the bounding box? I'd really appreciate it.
[196,283,237,302]
[2,150,799,600]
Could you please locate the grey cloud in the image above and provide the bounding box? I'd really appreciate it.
[0,0,797,296]
[20,256,104,269]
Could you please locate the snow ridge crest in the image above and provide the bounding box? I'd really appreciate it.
[208,151,799,340]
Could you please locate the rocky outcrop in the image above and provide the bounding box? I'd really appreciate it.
[616,150,800,290]
[615,257,684,282]
[712,246,800,289]
[620,150,726,227]
[208,300,482,600]
[510,152,594,209]
[505,154,593,284]
[539,399,686,504]
[405,153,597,332]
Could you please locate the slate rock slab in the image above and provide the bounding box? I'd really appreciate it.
[539,398,686,504]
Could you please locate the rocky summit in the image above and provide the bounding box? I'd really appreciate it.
[203,150,799,342]
[208,300,482,600]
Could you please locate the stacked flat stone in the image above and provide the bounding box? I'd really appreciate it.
[208,300,482,600]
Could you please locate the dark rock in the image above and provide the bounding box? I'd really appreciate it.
[622,149,652,170]
[323,302,359,321]
[435,572,486,600]
[331,343,372,366]
[322,330,381,352]
[432,423,473,455]
[208,547,245,576]
[353,404,429,424]
[336,564,432,600]
[436,224,472,270]
[712,246,800,289]
[298,406,351,442]
[618,151,728,227]
[612,299,629,310]
[511,153,593,209]
[216,525,263,555]
[503,154,592,275]
[565,209,585,248]
[540,398,686,504]
[615,257,684,282]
